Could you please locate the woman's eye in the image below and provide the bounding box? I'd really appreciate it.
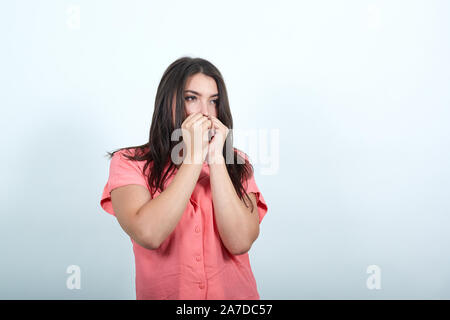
[184,96,218,105]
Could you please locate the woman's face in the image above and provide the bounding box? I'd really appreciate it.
[172,73,219,125]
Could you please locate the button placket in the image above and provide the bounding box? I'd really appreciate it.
[191,205,206,293]
[193,223,206,292]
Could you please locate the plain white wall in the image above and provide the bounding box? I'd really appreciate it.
[1,0,449,299]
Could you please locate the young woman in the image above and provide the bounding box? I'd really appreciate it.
[100,57,268,300]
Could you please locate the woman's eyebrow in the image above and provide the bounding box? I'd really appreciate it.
[184,90,219,98]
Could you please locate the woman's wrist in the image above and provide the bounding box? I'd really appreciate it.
[207,154,225,166]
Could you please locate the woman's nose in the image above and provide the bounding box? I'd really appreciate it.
[200,100,209,116]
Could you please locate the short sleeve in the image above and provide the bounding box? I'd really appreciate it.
[244,171,268,224]
[100,150,149,217]
[235,148,268,224]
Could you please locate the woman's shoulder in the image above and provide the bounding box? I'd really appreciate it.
[110,146,151,173]
[233,148,252,165]
[113,145,150,158]
[234,147,246,158]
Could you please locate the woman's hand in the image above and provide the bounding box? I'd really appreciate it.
[181,112,212,164]
[181,113,213,164]
[206,115,230,164]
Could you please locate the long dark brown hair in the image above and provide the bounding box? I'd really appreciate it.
[105,56,255,212]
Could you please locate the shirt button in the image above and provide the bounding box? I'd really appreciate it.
[195,256,201,262]
[195,226,201,233]
[199,283,205,289]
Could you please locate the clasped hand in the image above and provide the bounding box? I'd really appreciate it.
[180,112,230,165]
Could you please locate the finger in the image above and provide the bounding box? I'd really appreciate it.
[193,115,209,126]
[182,113,197,128]
[209,117,222,129]
[202,119,213,130]
[199,119,213,134]
[190,112,204,123]
[184,112,200,122]
[191,117,210,134]
[209,115,221,124]
[206,116,215,127]
[184,112,204,128]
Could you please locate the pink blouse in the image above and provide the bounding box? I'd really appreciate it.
[100,148,268,299]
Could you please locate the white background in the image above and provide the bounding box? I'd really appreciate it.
[1,0,449,299]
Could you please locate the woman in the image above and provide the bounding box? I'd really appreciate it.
[100,56,268,300]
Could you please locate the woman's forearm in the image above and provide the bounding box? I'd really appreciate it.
[209,158,259,255]
[136,161,203,248]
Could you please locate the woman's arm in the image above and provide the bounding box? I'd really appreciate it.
[140,161,203,248]
[209,156,260,255]
[112,161,203,250]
